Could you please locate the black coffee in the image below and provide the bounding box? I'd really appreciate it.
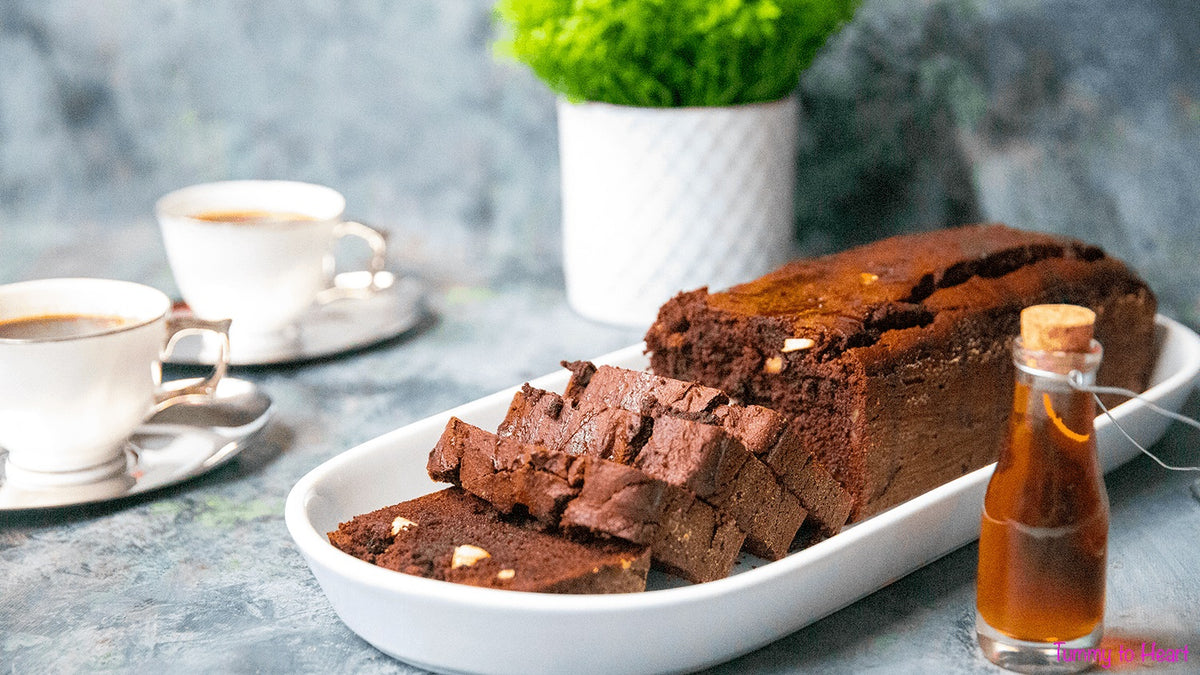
[0,314,130,340]
[192,209,317,223]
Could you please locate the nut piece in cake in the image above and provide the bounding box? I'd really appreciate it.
[452,544,491,568]
[781,338,815,352]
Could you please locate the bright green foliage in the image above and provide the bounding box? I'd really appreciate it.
[495,0,860,107]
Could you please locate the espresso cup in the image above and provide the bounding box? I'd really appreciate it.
[0,278,230,484]
[155,180,387,339]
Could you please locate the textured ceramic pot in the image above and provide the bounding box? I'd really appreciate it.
[558,95,798,327]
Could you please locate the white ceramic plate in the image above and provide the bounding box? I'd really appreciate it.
[286,316,1200,675]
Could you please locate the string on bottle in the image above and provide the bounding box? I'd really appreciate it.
[1064,370,1200,473]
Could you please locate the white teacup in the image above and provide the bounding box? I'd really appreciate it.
[0,278,230,484]
[156,180,387,341]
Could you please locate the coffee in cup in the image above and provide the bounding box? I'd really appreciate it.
[0,314,129,340]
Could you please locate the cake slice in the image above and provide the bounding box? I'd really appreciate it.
[496,382,645,465]
[328,487,651,593]
[645,223,1157,520]
[428,417,745,583]
[563,361,852,540]
[500,385,807,560]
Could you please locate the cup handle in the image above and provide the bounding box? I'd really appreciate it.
[154,315,232,411]
[316,221,389,304]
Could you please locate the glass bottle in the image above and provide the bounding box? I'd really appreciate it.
[976,307,1109,673]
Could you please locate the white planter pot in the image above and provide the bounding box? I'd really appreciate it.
[558,95,798,327]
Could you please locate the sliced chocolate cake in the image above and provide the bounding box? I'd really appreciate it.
[428,417,745,583]
[562,361,852,540]
[499,385,807,560]
[328,487,651,593]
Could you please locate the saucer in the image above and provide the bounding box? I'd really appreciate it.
[0,377,272,510]
[165,270,427,366]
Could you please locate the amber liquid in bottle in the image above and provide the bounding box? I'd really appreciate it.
[976,332,1108,671]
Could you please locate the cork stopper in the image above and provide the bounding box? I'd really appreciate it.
[1020,304,1095,352]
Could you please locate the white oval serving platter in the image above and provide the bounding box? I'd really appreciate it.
[286,315,1200,675]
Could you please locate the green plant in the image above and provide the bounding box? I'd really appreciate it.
[495,0,860,107]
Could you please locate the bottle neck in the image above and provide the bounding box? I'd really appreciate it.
[1011,337,1103,393]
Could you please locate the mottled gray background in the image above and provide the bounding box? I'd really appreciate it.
[2,0,1198,325]
[1,2,1199,673]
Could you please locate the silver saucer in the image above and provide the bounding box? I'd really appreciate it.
[165,270,427,366]
[0,377,272,510]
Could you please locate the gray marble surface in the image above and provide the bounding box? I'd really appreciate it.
[2,0,1200,671]
[1,221,1198,674]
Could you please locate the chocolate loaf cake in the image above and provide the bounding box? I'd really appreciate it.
[428,417,745,583]
[563,361,852,539]
[500,385,807,560]
[645,224,1157,520]
[328,487,651,593]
